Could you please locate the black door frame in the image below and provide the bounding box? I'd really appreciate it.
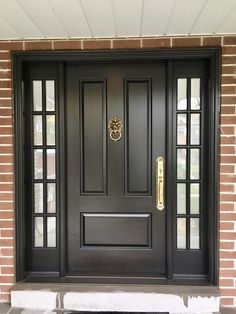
[13,48,220,285]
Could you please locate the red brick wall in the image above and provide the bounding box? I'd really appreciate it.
[0,36,235,306]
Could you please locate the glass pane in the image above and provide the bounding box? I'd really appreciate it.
[177,113,187,145]
[177,218,186,249]
[190,113,200,145]
[35,217,44,247]
[47,183,56,213]
[190,183,200,214]
[177,183,186,214]
[177,78,187,110]
[46,81,55,111]
[190,218,200,249]
[177,149,187,180]
[33,115,43,146]
[34,149,43,179]
[33,81,42,111]
[46,115,55,145]
[47,217,56,247]
[190,149,200,180]
[191,78,200,110]
[47,149,56,179]
[34,183,43,213]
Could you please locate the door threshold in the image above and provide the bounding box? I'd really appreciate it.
[11,282,219,313]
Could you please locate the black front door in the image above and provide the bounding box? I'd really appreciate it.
[66,62,166,276]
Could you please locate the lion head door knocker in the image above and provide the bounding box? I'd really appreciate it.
[108,116,123,142]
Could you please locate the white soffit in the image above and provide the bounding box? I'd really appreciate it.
[0,0,236,40]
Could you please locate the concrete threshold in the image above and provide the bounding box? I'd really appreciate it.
[11,283,220,314]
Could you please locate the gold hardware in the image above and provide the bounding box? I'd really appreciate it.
[156,157,165,210]
[108,116,123,142]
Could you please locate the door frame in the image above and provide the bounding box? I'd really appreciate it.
[13,48,220,284]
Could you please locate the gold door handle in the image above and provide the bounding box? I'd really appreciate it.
[156,157,165,210]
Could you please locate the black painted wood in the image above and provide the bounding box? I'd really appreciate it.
[66,62,166,277]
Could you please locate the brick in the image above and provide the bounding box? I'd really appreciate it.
[222,66,236,75]
[221,96,236,105]
[220,260,235,268]
[83,40,111,50]
[220,297,234,306]
[0,137,13,145]
[219,279,234,286]
[0,174,13,182]
[220,193,236,202]
[220,253,236,261]
[25,41,52,51]
[0,156,13,164]
[0,257,14,265]
[0,71,12,79]
[0,212,14,219]
[0,239,14,247]
[0,276,14,284]
[203,37,221,46]
[0,294,10,302]
[0,108,13,116]
[224,36,236,45]
[220,222,234,231]
[0,230,14,238]
[0,117,13,126]
[221,116,236,125]
[221,76,236,84]
[54,40,82,50]
[0,164,13,172]
[1,267,14,275]
[0,41,23,51]
[220,146,235,154]
[0,285,14,293]
[223,46,236,54]
[0,61,11,70]
[0,52,10,60]
[0,89,12,98]
[220,213,236,221]
[220,203,235,211]
[0,248,14,256]
[222,56,236,64]
[0,184,14,192]
[220,173,236,182]
[220,164,234,173]
[220,232,236,240]
[220,184,234,192]
[220,241,234,249]
[0,80,11,89]
[220,136,236,145]
[0,127,13,135]
[0,99,13,107]
[172,37,201,47]
[113,39,141,49]
[142,38,171,48]
[0,221,14,229]
[221,86,236,94]
[0,194,13,202]
[220,289,236,297]
[221,106,236,114]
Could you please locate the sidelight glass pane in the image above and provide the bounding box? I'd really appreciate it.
[46,81,55,111]
[33,81,42,111]
[190,183,200,214]
[177,183,186,214]
[190,113,200,145]
[47,183,56,213]
[34,149,43,179]
[46,115,55,145]
[177,218,186,249]
[177,113,187,145]
[34,183,43,213]
[177,78,187,110]
[190,218,200,249]
[191,78,200,110]
[47,149,56,179]
[47,217,56,247]
[190,149,200,180]
[34,217,44,247]
[177,149,187,180]
[33,115,43,146]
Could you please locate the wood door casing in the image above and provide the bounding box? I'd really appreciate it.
[66,62,166,276]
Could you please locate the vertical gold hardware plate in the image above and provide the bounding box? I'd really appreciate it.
[108,116,123,142]
[156,157,165,210]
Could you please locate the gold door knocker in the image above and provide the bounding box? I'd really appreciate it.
[108,116,123,142]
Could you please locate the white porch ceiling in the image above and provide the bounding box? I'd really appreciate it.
[0,0,236,40]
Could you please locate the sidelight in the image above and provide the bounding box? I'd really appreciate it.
[176,77,202,251]
[32,80,57,248]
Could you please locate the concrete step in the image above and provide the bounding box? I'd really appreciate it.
[11,283,220,314]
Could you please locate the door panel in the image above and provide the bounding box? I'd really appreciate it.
[66,62,166,276]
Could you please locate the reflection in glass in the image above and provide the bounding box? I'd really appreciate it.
[33,81,42,111]
[190,218,200,249]
[46,115,55,145]
[46,81,55,111]
[47,183,56,213]
[35,217,43,247]
[190,113,200,145]
[34,149,43,179]
[33,115,43,146]
[177,149,187,180]
[177,78,187,110]
[47,217,56,247]
[177,218,186,249]
[177,183,186,214]
[177,114,187,145]
[190,149,200,180]
[191,78,200,110]
[34,183,43,213]
[47,149,56,179]
[190,183,200,214]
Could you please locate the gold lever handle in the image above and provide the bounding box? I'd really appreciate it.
[156,157,165,210]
